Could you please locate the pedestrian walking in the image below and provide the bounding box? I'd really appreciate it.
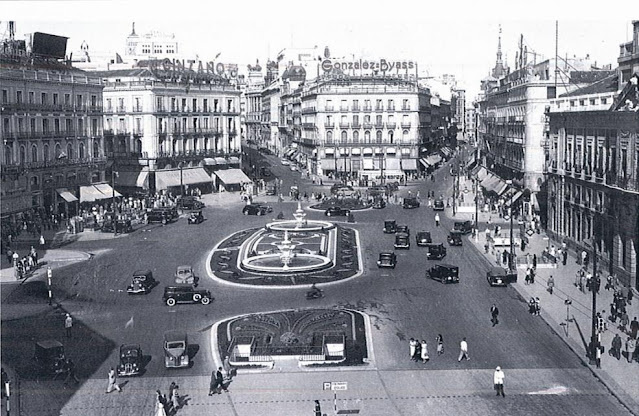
[457,337,470,362]
[420,340,429,363]
[493,366,505,397]
[65,314,73,338]
[216,367,227,392]
[562,249,568,266]
[595,344,602,368]
[209,368,220,395]
[409,338,418,361]
[619,311,630,333]
[314,400,322,416]
[630,317,639,339]
[170,383,180,410]
[626,337,636,363]
[39,234,45,248]
[223,355,234,380]
[611,334,623,360]
[155,390,168,416]
[532,253,537,270]
[63,359,80,387]
[435,213,440,227]
[547,275,555,295]
[106,367,121,393]
[534,297,541,316]
[581,250,587,266]
[436,334,444,355]
[525,268,531,285]
[1,368,8,398]
[490,304,499,326]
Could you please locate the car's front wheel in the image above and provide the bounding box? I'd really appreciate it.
[193,294,201,302]
[201,296,211,305]
[166,298,176,306]
[257,210,262,216]
[243,210,249,215]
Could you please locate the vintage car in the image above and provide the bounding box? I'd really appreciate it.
[396,225,410,236]
[402,197,420,209]
[163,331,190,369]
[265,183,277,196]
[453,220,474,235]
[486,266,518,287]
[290,165,298,171]
[145,209,174,225]
[242,203,273,216]
[127,270,157,295]
[368,185,387,196]
[425,243,447,260]
[448,230,464,246]
[102,218,133,234]
[117,344,143,376]
[377,252,397,268]
[330,184,355,196]
[155,206,179,219]
[177,196,204,210]
[280,159,291,166]
[372,197,386,209]
[383,220,397,234]
[415,231,432,246]
[34,339,65,375]
[394,233,410,249]
[187,211,204,224]
[163,286,212,306]
[259,167,272,177]
[433,199,445,211]
[324,207,351,217]
[426,263,460,284]
[175,265,199,286]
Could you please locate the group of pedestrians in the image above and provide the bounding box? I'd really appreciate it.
[209,356,235,395]
[408,335,471,363]
[154,381,181,416]
[8,245,41,280]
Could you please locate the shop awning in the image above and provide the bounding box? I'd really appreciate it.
[476,167,488,181]
[362,158,374,170]
[425,154,442,165]
[321,159,336,171]
[156,168,212,190]
[114,171,149,188]
[351,148,361,155]
[213,168,252,185]
[508,190,524,204]
[363,147,373,156]
[401,159,418,171]
[227,156,241,164]
[324,148,335,155]
[440,147,452,157]
[214,157,227,165]
[493,179,509,196]
[94,183,123,198]
[385,158,401,171]
[419,158,430,168]
[56,188,78,203]
[80,185,114,203]
[203,158,217,165]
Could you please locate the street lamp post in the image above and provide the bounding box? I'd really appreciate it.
[506,180,515,271]
[588,218,601,364]
[474,176,479,240]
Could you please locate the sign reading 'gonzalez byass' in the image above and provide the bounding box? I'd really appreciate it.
[321,58,416,73]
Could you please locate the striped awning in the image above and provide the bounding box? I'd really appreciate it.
[401,159,418,171]
[213,168,252,185]
[419,158,430,167]
[56,188,78,203]
[425,154,442,165]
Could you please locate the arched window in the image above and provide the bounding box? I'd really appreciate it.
[376,130,382,143]
[67,143,74,159]
[93,140,100,158]
[78,142,85,159]
[326,131,333,144]
[30,176,39,191]
[192,137,197,151]
[31,144,38,162]
[43,144,49,161]
[364,130,370,142]
[203,137,209,151]
[388,130,394,144]
[4,145,12,165]
[137,138,143,153]
[353,131,359,143]
[55,143,62,158]
[119,138,126,153]
[341,130,347,143]
[19,145,26,164]
[402,130,409,142]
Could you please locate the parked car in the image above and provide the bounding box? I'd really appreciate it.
[117,344,143,376]
[242,203,273,216]
[416,231,432,246]
[372,197,386,209]
[177,196,204,210]
[163,331,190,369]
[163,286,212,306]
[368,185,387,196]
[187,211,204,224]
[394,233,410,249]
[377,252,397,268]
[260,167,272,177]
[486,266,518,287]
[324,207,350,217]
[175,265,199,286]
[426,264,460,284]
[330,184,355,197]
[155,206,179,219]
[396,225,410,236]
[265,183,277,196]
[290,165,298,171]
[127,270,157,295]
[402,197,420,209]
[34,340,65,376]
[453,220,473,235]
[383,220,397,234]
[425,243,447,260]
[145,209,174,225]
[433,199,445,211]
[280,159,290,165]
[448,230,464,246]
[102,218,133,233]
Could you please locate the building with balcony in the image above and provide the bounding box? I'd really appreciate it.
[545,70,639,290]
[94,65,242,194]
[1,57,107,222]
[244,61,264,146]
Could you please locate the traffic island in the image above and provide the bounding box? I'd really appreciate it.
[215,309,369,370]
[309,197,371,212]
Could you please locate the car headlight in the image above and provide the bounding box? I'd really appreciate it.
[181,356,188,364]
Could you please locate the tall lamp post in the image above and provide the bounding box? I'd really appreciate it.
[587,211,603,364]
[506,179,515,270]
[474,176,479,240]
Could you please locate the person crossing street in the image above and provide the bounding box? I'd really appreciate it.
[493,366,505,397]
[458,337,470,362]
[435,213,440,227]
[490,304,500,326]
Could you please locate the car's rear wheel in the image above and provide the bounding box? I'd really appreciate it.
[327,212,331,216]
[201,296,210,305]
[257,210,262,216]
[193,294,201,302]
[166,298,176,306]
[243,210,249,215]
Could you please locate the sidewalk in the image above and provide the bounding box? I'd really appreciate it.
[452,187,639,415]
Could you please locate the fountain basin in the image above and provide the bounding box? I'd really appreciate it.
[242,253,332,274]
[266,220,335,232]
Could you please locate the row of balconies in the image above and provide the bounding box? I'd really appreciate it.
[1,156,108,172]
[323,105,411,112]
[104,129,144,137]
[3,129,99,140]
[324,140,415,147]
[2,102,103,113]
[323,122,411,129]
[158,127,235,136]
[105,106,239,115]
[549,161,637,190]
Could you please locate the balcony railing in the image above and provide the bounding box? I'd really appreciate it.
[325,106,335,112]
[340,107,349,112]
[339,122,350,128]
[5,156,108,171]
[362,122,373,129]
[116,106,126,113]
[401,106,411,111]
[362,106,372,112]
[351,122,361,128]
[324,122,335,128]
[375,106,383,112]
[374,122,385,129]
[401,122,412,128]
[302,123,315,129]
[132,106,143,112]
[386,122,397,129]
[301,107,316,114]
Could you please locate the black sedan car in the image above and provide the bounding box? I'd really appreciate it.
[242,203,273,216]
[396,225,410,236]
[402,197,420,209]
[425,243,447,260]
[177,196,205,210]
[372,198,386,209]
[433,199,445,211]
[486,266,518,287]
[377,252,397,268]
[127,270,157,295]
[383,220,397,234]
[416,231,432,246]
[426,264,460,284]
[117,344,143,376]
[324,207,351,217]
[453,220,473,235]
[163,286,212,306]
[448,231,464,246]
[394,233,410,250]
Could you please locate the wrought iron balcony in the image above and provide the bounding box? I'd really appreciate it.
[386,122,397,129]
[324,122,335,129]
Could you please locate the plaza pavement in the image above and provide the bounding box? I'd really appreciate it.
[448,176,639,415]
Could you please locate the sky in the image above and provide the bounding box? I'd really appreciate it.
[2,0,634,101]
